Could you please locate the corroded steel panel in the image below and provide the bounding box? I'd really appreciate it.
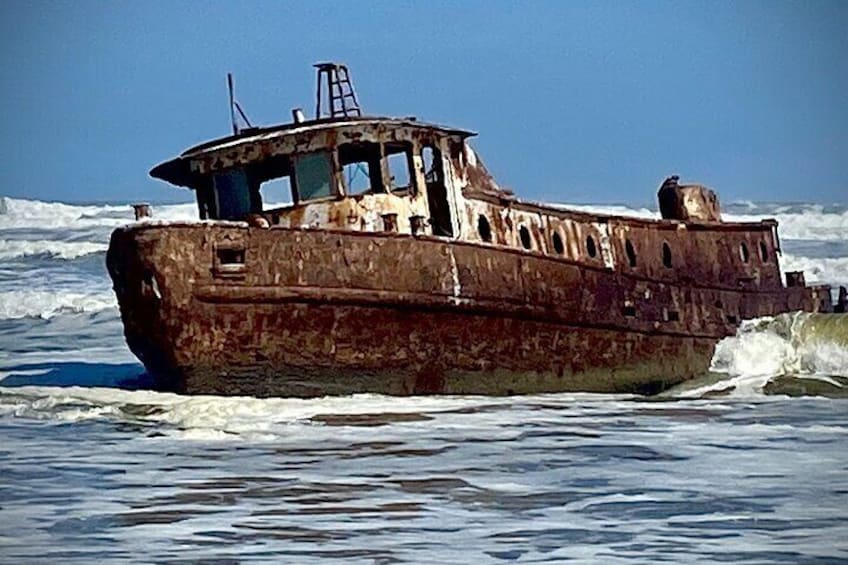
[107,222,829,397]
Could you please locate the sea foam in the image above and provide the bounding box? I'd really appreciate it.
[675,312,848,398]
[0,289,116,320]
[0,239,108,260]
[780,253,848,288]
[0,196,197,230]
[725,206,848,242]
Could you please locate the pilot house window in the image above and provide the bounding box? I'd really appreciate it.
[294,152,334,201]
[212,169,252,220]
[340,143,381,195]
[386,142,414,194]
[422,146,439,184]
[259,176,292,210]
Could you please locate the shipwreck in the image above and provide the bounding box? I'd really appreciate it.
[107,63,833,397]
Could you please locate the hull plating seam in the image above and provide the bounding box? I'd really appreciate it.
[194,284,728,340]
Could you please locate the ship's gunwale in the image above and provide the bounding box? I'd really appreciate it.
[465,190,778,232]
[116,220,807,296]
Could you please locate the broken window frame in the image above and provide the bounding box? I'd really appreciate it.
[246,154,296,212]
[384,141,416,196]
[421,142,453,237]
[421,144,442,186]
[338,142,384,197]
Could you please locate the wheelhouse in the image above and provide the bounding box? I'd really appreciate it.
[150,118,473,238]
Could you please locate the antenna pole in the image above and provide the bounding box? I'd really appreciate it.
[315,70,323,119]
[227,73,238,135]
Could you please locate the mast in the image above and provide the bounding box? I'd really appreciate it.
[314,62,362,119]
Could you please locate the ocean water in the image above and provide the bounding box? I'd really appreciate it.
[1,196,847,563]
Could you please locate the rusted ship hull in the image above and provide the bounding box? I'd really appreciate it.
[107,223,828,397]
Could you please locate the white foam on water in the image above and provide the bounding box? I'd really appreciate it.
[0,381,627,441]
[552,202,848,242]
[679,313,848,398]
[0,197,197,230]
[552,202,659,220]
[0,239,108,260]
[780,253,848,288]
[725,206,848,242]
[0,289,116,320]
[0,385,534,440]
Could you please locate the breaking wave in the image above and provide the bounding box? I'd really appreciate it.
[673,312,848,398]
[0,239,108,260]
[724,205,848,242]
[0,196,196,230]
[0,289,116,320]
[780,253,848,288]
[570,201,848,242]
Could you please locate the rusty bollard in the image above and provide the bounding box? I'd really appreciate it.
[409,215,425,236]
[836,286,847,313]
[785,271,806,288]
[132,203,151,220]
[381,213,398,233]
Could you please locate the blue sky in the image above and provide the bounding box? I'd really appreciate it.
[1,1,846,205]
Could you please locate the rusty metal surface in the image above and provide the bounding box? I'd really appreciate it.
[107,219,830,397]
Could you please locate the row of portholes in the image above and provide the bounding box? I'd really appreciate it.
[639,239,769,270]
[477,214,770,267]
[653,239,771,270]
[479,214,600,258]
[740,241,770,263]
[523,223,599,258]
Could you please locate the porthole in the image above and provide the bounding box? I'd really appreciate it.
[477,215,492,242]
[662,241,672,268]
[519,225,532,250]
[759,241,769,262]
[552,231,565,255]
[625,239,637,267]
[739,242,749,263]
[586,235,597,258]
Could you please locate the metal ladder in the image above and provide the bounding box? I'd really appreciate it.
[314,62,362,119]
